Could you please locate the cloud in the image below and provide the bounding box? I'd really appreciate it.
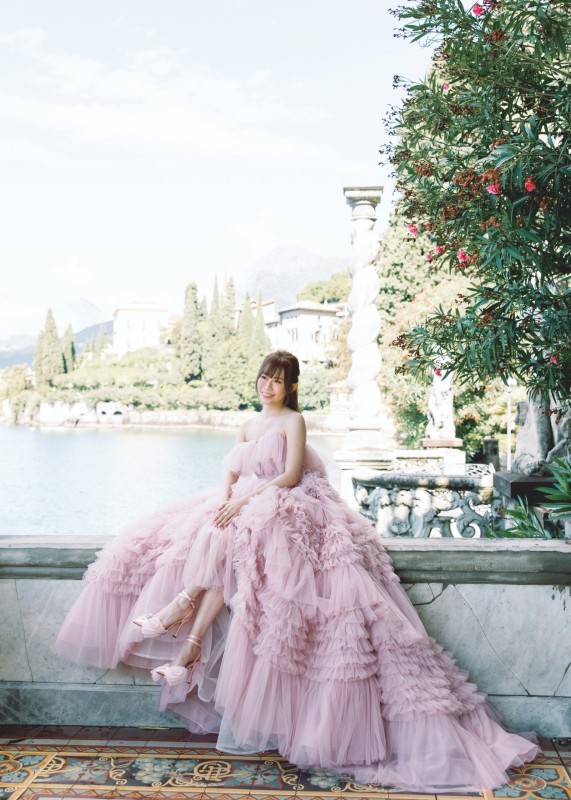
[0,27,47,58]
[0,34,333,168]
[0,137,114,170]
[230,209,284,265]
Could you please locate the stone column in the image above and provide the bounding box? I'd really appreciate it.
[336,186,395,504]
[343,187,391,442]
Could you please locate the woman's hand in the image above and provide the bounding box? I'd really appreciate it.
[213,496,247,528]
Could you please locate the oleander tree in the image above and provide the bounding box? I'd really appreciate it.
[387,0,571,408]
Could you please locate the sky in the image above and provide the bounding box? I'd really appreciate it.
[0,0,433,339]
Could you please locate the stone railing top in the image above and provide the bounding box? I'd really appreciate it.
[352,471,493,490]
[1,535,570,585]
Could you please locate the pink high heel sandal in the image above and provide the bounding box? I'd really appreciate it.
[133,590,195,638]
[151,634,203,686]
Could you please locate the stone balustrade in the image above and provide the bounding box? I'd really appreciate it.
[0,535,570,735]
[353,470,494,538]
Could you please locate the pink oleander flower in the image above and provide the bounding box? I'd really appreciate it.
[407,223,419,235]
[550,355,558,364]
[457,248,471,264]
[486,182,501,195]
[425,253,433,261]
[434,245,444,255]
[525,175,537,192]
[472,3,484,15]
[443,82,450,92]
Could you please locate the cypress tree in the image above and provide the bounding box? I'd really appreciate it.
[62,324,76,374]
[201,277,222,385]
[250,291,270,359]
[220,276,236,336]
[179,282,202,381]
[41,309,64,385]
[94,324,107,356]
[34,330,45,385]
[238,294,254,351]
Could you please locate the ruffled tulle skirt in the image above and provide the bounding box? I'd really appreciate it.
[55,469,538,792]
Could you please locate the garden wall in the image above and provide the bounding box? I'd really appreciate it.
[0,536,569,735]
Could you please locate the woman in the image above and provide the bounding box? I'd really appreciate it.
[55,350,538,792]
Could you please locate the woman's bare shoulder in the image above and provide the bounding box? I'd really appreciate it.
[283,410,306,437]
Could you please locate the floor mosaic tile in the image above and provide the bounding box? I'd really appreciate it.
[483,762,571,800]
[0,728,568,800]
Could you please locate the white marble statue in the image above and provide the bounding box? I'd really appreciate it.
[426,369,456,440]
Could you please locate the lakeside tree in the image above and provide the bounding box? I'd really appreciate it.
[94,324,108,357]
[297,271,351,305]
[387,0,571,405]
[201,277,221,385]
[251,291,270,360]
[34,330,45,385]
[35,309,64,386]
[62,325,76,374]
[179,282,202,382]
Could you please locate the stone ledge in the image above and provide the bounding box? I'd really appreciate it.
[0,682,179,728]
[494,472,555,505]
[1,682,568,736]
[1,535,570,585]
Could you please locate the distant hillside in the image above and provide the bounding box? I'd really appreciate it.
[0,335,36,369]
[238,246,349,309]
[0,321,113,369]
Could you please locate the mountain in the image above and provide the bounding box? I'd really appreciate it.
[0,335,36,369]
[0,320,113,369]
[52,298,108,336]
[238,246,349,309]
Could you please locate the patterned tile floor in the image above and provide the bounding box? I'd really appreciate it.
[0,726,569,800]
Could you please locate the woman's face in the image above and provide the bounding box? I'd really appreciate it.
[257,368,287,408]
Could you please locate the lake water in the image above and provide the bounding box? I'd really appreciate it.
[0,425,343,537]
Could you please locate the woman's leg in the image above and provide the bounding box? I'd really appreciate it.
[152,586,205,629]
[171,586,225,667]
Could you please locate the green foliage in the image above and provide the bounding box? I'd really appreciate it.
[179,283,202,381]
[541,455,571,518]
[495,496,550,538]
[62,325,75,373]
[375,212,450,319]
[299,365,334,411]
[0,364,29,398]
[497,454,571,538]
[388,0,571,403]
[297,271,351,304]
[94,324,108,356]
[36,309,65,386]
[380,233,505,453]
[34,330,45,385]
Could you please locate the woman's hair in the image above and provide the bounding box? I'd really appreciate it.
[256,351,300,412]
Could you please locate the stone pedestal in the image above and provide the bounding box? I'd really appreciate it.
[494,472,555,506]
[422,437,463,449]
[336,448,394,508]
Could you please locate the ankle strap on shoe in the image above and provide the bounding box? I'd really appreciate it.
[186,634,202,646]
[178,590,193,602]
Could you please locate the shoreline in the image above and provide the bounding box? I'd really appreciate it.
[1,408,350,437]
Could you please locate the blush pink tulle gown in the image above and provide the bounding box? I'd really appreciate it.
[55,431,538,792]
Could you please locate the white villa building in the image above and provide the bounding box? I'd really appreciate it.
[112,303,171,357]
[112,297,345,365]
[264,300,345,365]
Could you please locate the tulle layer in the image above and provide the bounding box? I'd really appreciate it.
[55,431,539,791]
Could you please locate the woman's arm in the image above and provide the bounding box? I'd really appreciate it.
[213,413,306,528]
[216,424,248,504]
